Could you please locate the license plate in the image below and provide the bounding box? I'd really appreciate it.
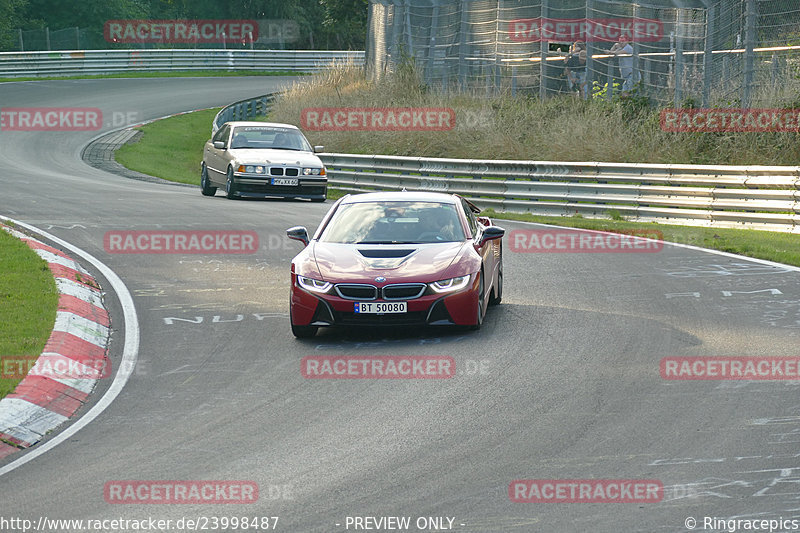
[354,302,407,314]
[271,178,298,186]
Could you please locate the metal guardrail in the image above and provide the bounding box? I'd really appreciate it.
[213,94,277,134]
[214,94,800,233]
[0,49,364,77]
[322,154,800,233]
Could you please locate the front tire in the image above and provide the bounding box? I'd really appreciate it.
[200,164,217,196]
[225,167,238,199]
[489,261,503,306]
[469,271,485,331]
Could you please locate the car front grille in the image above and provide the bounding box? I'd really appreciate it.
[382,284,427,300]
[333,283,427,301]
[335,284,378,300]
[268,167,300,176]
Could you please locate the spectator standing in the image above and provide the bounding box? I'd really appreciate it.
[563,41,587,98]
[610,35,634,94]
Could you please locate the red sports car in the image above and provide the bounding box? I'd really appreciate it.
[286,191,505,338]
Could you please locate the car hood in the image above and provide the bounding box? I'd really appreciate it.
[228,148,322,166]
[310,241,471,284]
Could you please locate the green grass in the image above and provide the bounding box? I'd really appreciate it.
[115,108,221,185]
[0,227,59,402]
[0,70,306,83]
[480,209,800,267]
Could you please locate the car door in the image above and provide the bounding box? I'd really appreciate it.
[462,198,497,300]
[205,124,231,184]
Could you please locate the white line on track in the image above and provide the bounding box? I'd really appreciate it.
[509,218,800,273]
[0,216,139,477]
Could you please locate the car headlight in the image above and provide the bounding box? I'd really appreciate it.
[302,167,326,176]
[255,166,264,174]
[429,275,471,293]
[297,275,332,293]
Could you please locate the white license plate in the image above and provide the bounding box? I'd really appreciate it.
[354,302,407,314]
[272,178,298,186]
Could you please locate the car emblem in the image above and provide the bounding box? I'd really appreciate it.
[375,276,386,283]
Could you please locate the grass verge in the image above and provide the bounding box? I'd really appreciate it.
[0,226,59,401]
[115,108,221,185]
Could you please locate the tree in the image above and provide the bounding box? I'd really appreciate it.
[0,0,28,51]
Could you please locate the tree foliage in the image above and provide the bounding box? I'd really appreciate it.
[3,0,367,50]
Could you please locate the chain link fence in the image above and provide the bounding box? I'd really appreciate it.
[366,0,800,107]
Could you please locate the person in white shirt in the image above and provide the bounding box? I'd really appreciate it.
[609,35,634,94]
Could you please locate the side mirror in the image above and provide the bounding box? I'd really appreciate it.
[479,226,505,247]
[313,145,325,153]
[213,141,226,150]
[287,226,310,247]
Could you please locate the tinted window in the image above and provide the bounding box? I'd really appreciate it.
[230,126,312,151]
[212,125,230,144]
[461,199,478,238]
[319,201,466,244]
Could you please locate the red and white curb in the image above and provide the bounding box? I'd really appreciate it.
[0,224,110,459]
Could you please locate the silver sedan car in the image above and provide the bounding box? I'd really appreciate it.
[201,121,327,201]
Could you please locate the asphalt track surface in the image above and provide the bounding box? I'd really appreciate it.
[1,77,800,533]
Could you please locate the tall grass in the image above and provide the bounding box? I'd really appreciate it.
[270,61,800,165]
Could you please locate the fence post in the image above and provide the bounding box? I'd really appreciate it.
[584,0,594,100]
[539,0,548,100]
[427,0,440,87]
[511,65,517,96]
[742,0,756,108]
[631,3,640,91]
[674,13,684,107]
[457,0,470,89]
[702,4,714,107]
[45,27,51,51]
[18,29,23,51]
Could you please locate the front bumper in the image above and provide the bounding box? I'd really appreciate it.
[290,277,480,328]
[231,174,327,199]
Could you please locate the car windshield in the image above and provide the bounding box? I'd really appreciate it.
[319,201,466,244]
[229,126,311,151]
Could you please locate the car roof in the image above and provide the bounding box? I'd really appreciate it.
[226,122,301,130]
[340,191,462,205]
